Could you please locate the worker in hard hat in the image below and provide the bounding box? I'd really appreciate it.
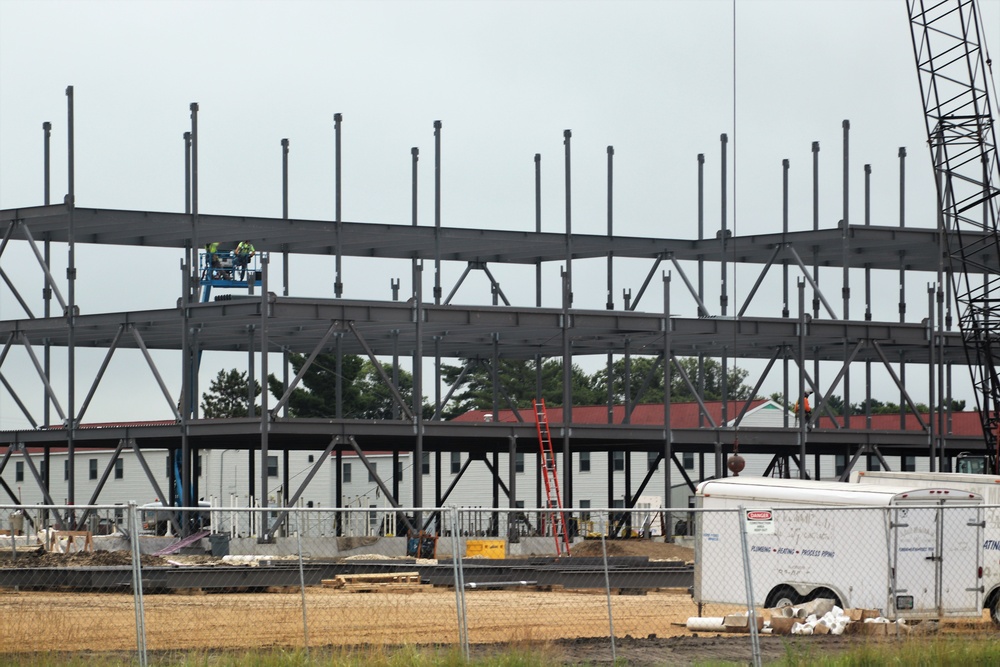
[235,240,255,281]
[792,390,813,428]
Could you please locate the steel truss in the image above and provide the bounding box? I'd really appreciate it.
[1,94,997,537]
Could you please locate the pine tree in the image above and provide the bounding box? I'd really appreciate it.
[201,369,261,417]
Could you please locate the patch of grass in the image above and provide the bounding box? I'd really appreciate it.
[770,634,1000,666]
[0,645,559,667]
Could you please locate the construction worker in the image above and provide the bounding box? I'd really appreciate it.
[792,390,813,427]
[235,240,255,280]
[205,242,221,279]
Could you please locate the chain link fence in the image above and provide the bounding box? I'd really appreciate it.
[1,502,996,664]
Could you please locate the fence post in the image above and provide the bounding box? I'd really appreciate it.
[296,509,310,656]
[449,506,469,659]
[128,501,148,667]
[599,513,617,661]
[737,505,762,667]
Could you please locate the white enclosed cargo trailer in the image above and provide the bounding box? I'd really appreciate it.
[851,469,1000,622]
[694,477,984,620]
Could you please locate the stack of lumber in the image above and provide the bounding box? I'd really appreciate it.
[321,571,430,593]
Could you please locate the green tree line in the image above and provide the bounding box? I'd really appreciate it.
[201,355,963,419]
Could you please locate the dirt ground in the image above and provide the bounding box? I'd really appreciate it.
[570,538,694,562]
[0,543,992,665]
[1,584,992,664]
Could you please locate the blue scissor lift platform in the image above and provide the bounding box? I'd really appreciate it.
[199,250,263,302]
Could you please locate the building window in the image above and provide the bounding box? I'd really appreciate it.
[647,451,659,470]
[267,456,278,477]
[613,451,625,472]
[902,456,916,472]
[579,451,591,473]
[451,452,461,474]
[422,452,430,475]
[394,460,403,482]
[39,460,47,481]
[368,462,378,483]
[195,455,203,478]
[579,499,591,522]
[308,455,314,463]
[114,459,124,480]
[515,453,525,473]
[89,458,98,480]
[342,462,352,483]
[682,452,695,470]
[866,455,880,472]
[64,460,69,481]
[15,461,24,482]
[835,455,847,478]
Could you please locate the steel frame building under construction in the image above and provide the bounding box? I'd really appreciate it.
[0,82,996,538]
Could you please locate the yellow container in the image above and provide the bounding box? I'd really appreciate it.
[465,539,506,559]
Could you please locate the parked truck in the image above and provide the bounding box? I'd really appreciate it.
[694,477,985,621]
[851,469,1000,623]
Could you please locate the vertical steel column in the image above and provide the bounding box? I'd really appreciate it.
[281,138,290,501]
[247,328,255,504]
[413,264,424,525]
[798,279,807,477]
[864,163,873,430]
[507,436,517,540]
[189,103,200,301]
[42,121,52,493]
[335,448,343,536]
[434,120,442,305]
[491,450,499,535]
[606,145,614,310]
[928,286,937,471]
[663,272,672,533]
[65,85,76,508]
[392,331,400,420]
[535,152,543,510]
[719,134,729,430]
[899,147,908,430]
[562,131,573,507]
[936,276,947,468]
[606,145,615,427]
[281,139,291,419]
[182,102,199,529]
[392,451,400,504]
[261,254,271,520]
[433,122,443,437]
[334,113,343,298]
[184,132,191,214]
[782,159,790,319]
[811,141,820,320]
[841,120,851,428]
[697,153,706,428]
[623,339,631,424]
[810,141,820,424]
[607,450,615,510]
[782,158,791,426]
[563,130,573,307]
[410,142,424,522]
[719,134,728,317]
[561,266,572,508]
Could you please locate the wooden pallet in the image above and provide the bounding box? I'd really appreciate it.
[322,571,424,592]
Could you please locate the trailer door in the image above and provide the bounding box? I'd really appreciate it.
[891,496,982,618]
[937,501,983,615]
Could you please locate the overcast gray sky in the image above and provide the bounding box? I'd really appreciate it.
[1,0,998,427]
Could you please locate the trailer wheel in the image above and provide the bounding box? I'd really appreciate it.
[987,590,1000,626]
[765,585,801,609]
